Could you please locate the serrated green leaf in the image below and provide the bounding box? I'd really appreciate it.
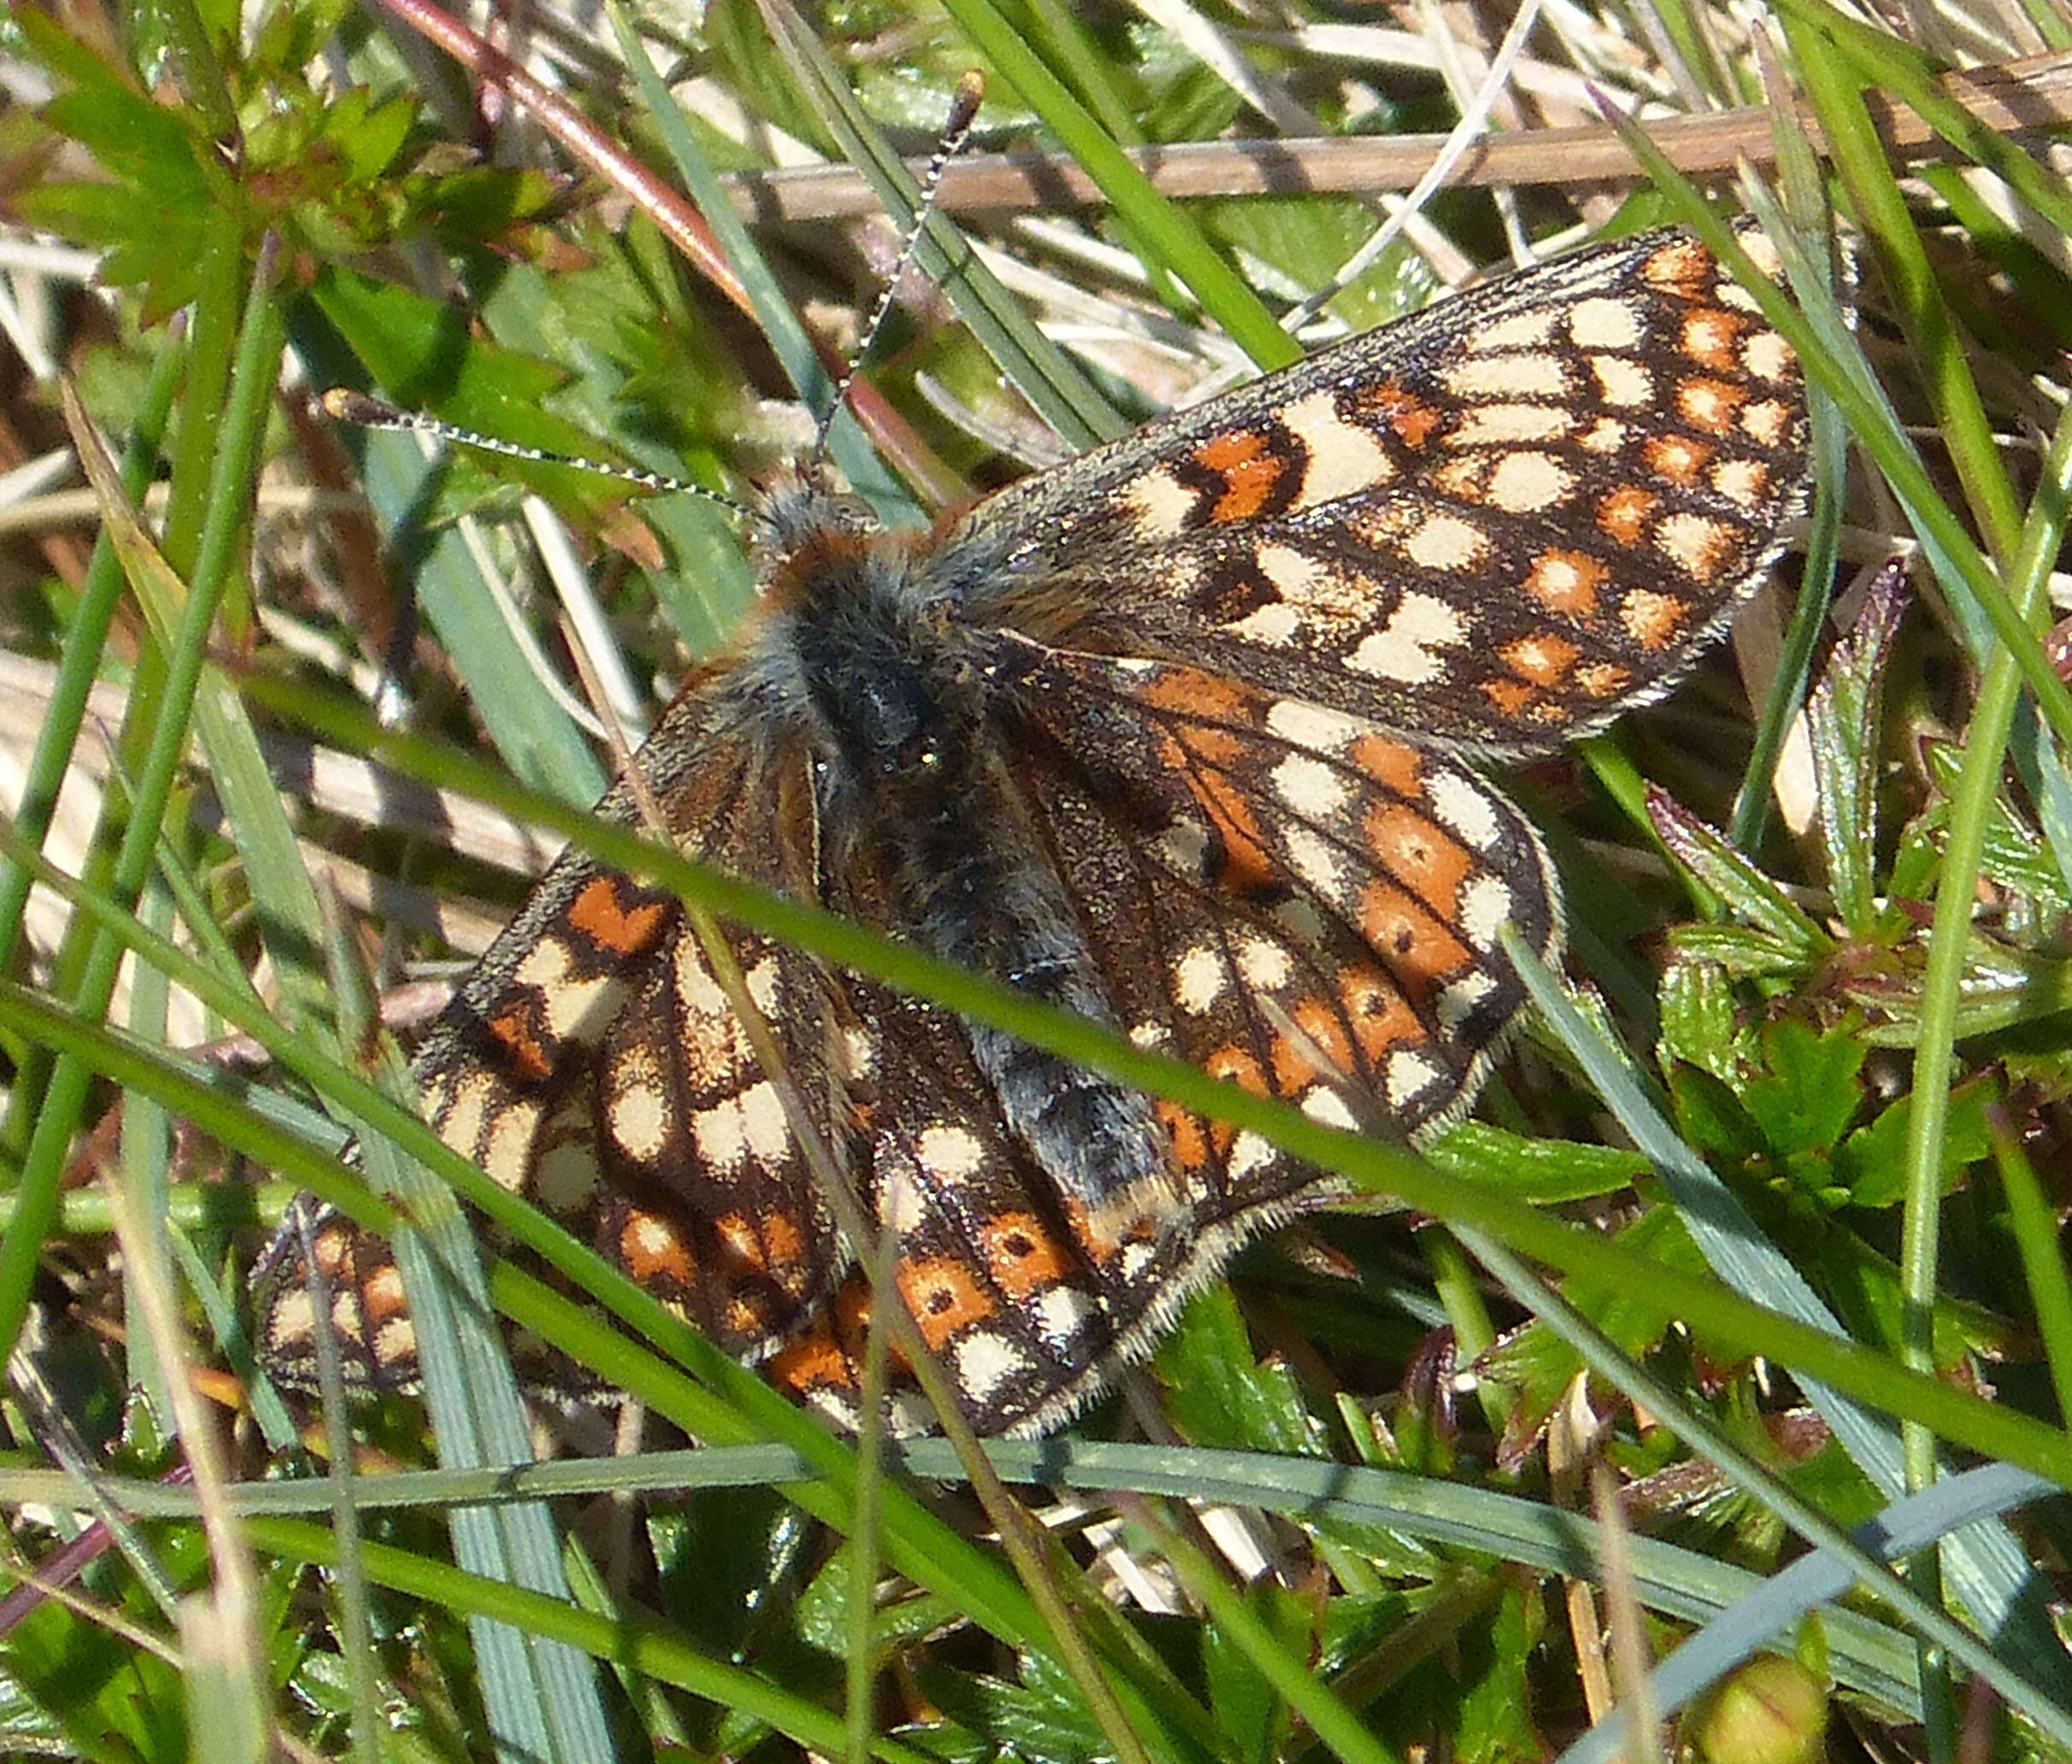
[1152,1284,1324,1456]
[1649,790,1829,958]
[1423,1120,1648,1204]
[1658,958,1757,1081]
[1807,568,1903,931]
[1736,1018,1866,1158]
[1662,923,1818,980]
[1836,1082,1993,1210]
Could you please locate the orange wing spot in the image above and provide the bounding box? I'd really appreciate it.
[1194,429,1287,525]
[768,1317,856,1396]
[310,1225,358,1282]
[1500,632,1582,689]
[1158,1100,1215,1175]
[760,1211,810,1294]
[619,1209,697,1287]
[713,1211,773,1273]
[1339,963,1422,1064]
[1620,589,1691,651]
[1360,378,1443,448]
[1271,999,1354,1092]
[1366,801,1474,916]
[1148,671,1260,773]
[1597,485,1658,546]
[1641,432,1711,487]
[1523,548,1607,617]
[1358,881,1469,986]
[1676,376,1748,436]
[1679,308,1745,372]
[1482,677,1537,718]
[981,1212,1074,1298]
[1205,1043,1270,1098]
[897,1256,997,1352]
[487,1002,554,1083]
[363,1263,408,1317]
[1574,662,1633,699]
[1348,732,1423,794]
[1642,236,1711,295]
[725,1292,777,1339]
[568,876,672,957]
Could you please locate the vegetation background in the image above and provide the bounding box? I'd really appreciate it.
[0,0,2069,1759]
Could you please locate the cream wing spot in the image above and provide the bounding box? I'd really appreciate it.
[1300,1086,1360,1130]
[1386,1049,1445,1108]
[1458,875,1517,951]
[1444,352,1571,398]
[534,1134,602,1214]
[1485,451,1574,513]
[1569,295,1643,348]
[1743,329,1795,382]
[1036,1286,1096,1346]
[1123,466,1197,536]
[1403,513,1489,572]
[605,1047,670,1163]
[916,1122,989,1184]
[1450,403,1574,446]
[690,1080,791,1173]
[1266,698,1365,755]
[1278,389,1394,507]
[480,1096,543,1193]
[1285,824,1350,901]
[1272,751,1349,819]
[955,1333,1034,1404]
[1435,971,1500,1031]
[1236,935,1293,992]
[1468,309,1558,349]
[1227,1130,1277,1181]
[1229,596,1303,647]
[1592,355,1653,406]
[1347,589,1470,683]
[879,1166,930,1234]
[1173,945,1230,1015]
[1426,771,1505,851]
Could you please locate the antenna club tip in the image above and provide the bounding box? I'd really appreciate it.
[321,387,396,425]
[951,70,984,126]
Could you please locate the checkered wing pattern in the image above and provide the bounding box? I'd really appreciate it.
[966,229,1808,752]
[257,224,1814,1434]
[255,695,854,1391]
[765,648,1560,1433]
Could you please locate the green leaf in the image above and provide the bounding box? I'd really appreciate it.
[1648,788,1829,959]
[1836,1082,1993,1210]
[1658,958,1757,1082]
[1423,1121,1648,1204]
[1806,562,1905,932]
[1151,1284,1323,1456]
[1735,1018,1866,1160]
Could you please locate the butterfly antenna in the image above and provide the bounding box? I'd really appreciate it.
[810,70,984,461]
[320,388,755,522]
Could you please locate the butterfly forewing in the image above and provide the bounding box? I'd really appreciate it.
[961,228,1810,753]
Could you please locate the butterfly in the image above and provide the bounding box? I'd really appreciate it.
[254,223,1812,1436]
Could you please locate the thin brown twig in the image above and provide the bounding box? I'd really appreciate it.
[718,49,2072,221]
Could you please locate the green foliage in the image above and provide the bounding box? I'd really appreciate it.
[4,1,2072,1761]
